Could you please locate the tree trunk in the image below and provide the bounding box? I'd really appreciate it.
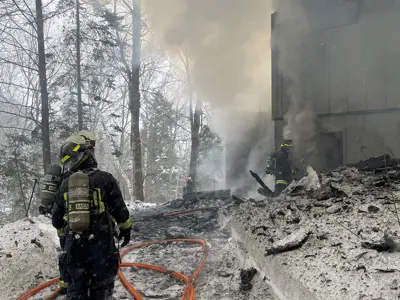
[184,54,201,185]
[189,98,201,184]
[130,0,144,201]
[76,0,83,130]
[35,0,51,172]
[128,78,144,201]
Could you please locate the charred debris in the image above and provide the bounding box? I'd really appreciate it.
[238,153,400,256]
[122,153,400,299]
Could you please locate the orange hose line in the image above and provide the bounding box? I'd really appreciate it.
[16,278,59,300]
[117,268,143,300]
[120,262,190,283]
[17,238,208,300]
[119,262,192,299]
[119,238,208,300]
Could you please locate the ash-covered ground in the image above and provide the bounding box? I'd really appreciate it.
[232,165,400,300]
[115,197,274,299]
[2,197,273,299]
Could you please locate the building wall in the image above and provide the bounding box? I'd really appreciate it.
[274,1,400,168]
[313,7,400,115]
[320,111,400,164]
[314,4,400,164]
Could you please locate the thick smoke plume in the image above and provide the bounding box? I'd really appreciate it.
[145,0,271,111]
[145,0,273,189]
[271,0,318,168]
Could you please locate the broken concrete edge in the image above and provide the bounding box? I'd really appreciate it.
[226,216,318,300]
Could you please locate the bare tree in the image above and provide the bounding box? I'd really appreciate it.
[114,0,144,201]
[76,0,83,130]
[35,0,51,171]
[130,0,144,201]
[180,51,201,184]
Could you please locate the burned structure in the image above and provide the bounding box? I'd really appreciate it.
[272,0,400,171]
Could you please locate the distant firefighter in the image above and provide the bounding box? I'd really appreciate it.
[183,177,195,199]
[273,140,294,195]
[265,140,294,196]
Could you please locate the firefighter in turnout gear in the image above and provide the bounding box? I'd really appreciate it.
[273,140,294,195]
[52,134,132,300]
[59,130,99,292]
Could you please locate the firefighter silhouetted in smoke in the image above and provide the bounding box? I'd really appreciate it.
[52,133,132,300]
[273,139,294,195]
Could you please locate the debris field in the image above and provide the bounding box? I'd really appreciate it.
[232,162,400,300]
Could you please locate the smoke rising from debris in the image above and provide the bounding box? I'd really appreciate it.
[271,0,317,167]
[145,0,271,111]
[145,0,274,188]
[273,1,400,167]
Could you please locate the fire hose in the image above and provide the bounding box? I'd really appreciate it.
[16,238,208,300]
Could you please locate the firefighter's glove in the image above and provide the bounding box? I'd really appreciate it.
[118,218,132,248]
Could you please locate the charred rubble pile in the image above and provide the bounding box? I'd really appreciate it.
[119,193,274,300]
[131,192,235,240]
[231,155,400,300]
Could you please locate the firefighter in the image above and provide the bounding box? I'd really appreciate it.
[274,139,294,195]
[53,130,97,293]
[52,134,132,300]
[183,177,195,199]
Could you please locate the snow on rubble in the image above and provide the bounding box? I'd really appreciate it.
[126,200,158,211]
[232,164,400,300]
[0,215,59,299]
[0,195,274,300]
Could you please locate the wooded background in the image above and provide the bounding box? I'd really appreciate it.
[0,0,224,222]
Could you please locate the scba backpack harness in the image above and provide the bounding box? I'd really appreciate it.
[63,168,109,238]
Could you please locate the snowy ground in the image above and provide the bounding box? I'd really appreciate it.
[2,197,272,300]
[0,215,60,299]
[114,201,274,300]
[115,213,274,300]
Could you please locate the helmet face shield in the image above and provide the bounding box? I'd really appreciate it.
[60,143,82,164]
[59,135,88,171]
[78,130,96,150]
[64,152,85,171]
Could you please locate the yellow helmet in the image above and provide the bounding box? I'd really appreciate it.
[59,135,89,171]
[77,130,96,149]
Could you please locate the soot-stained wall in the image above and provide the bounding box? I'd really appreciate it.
[273,0,400,169]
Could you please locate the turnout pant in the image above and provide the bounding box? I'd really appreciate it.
[58,236,69,292]
[64,231,119,300]
[274,183,287,196]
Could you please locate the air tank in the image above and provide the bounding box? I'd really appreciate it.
[40,164,62,206]
[67,171,91,233]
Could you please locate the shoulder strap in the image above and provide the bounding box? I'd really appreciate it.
[82,168,99,176]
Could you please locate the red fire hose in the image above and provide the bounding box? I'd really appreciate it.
[17,238,208,300]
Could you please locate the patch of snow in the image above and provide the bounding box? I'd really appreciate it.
[306,165,321,191]
[126,200,158,211]
[0,215,59,299]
